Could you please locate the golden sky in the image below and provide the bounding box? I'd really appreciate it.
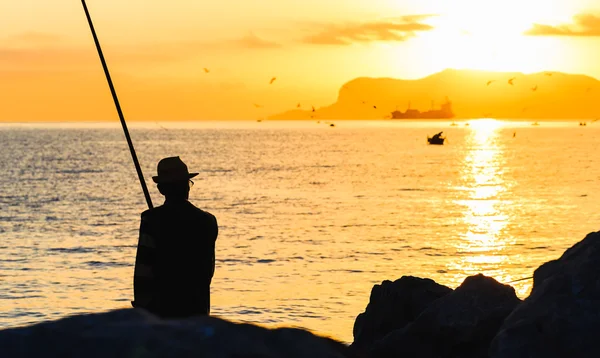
[2,0,600,120]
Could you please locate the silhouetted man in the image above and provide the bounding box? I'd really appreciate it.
[133,156,218,318]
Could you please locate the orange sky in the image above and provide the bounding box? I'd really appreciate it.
[2,0,600,121]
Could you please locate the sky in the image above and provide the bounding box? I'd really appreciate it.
[2,0,600,121]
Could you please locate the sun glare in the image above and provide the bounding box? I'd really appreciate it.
[446,118,530,295]
[467,118,502,132]
[420,0,571,73]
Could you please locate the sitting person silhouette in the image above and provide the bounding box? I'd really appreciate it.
[132,156,218,318]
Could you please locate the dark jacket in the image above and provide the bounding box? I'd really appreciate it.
[133,199,218,318]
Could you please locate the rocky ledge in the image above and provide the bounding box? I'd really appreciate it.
[351,230,600,358]
[2,231,600,358]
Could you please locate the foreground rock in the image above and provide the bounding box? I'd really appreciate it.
[355,274,520,358]
[352,276,452,350]
[0,309,357,358]
[490,231,600,358]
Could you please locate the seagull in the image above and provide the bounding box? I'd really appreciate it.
[373,105,377,109]
[508,77,516,85]
[203,68,210,73]
[297,103,301,108]
[486,80,495,86]
[531,85,538,91]
[253,103,263,108]
[269,77,277,84]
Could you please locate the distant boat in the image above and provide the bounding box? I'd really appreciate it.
[391,98,454,119]
[464,122,470,126]
[427,132,445,145]
[450,122,458,126]
[330,123,335,127]
[579,122,587,126]
[531,122,540,126]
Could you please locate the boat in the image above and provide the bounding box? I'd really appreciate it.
[579,122,587,126]
[427,132,445,145]
[531,122,540,126]
[390,98,454,119]
[450,122,458,126]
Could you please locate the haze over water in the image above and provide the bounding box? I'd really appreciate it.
[1,120,599,343]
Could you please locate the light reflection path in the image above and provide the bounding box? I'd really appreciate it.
[447,119,531,296]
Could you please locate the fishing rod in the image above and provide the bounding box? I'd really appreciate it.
[81,0,153,209]
[507,276,533,284]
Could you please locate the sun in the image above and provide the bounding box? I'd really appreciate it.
[443,0,541,36]
[416,0,572,73]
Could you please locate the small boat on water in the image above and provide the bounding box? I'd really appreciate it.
[450,122,458,126]
[531,122,540,126]
[427,131,445,145]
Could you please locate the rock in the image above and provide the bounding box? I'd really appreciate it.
[352,276,452,349]
[0,308,359,358]
[372,274,520,358]
[490,231,600,358]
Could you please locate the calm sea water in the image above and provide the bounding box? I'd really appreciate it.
[1,120,599,342]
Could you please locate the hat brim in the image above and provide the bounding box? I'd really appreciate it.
[152,172,199,183]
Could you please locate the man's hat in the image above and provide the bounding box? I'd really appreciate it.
[152,156,199,183]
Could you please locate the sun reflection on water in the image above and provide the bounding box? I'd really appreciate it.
[447,119,531,296]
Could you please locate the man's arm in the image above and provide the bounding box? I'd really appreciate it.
[211,215,218,280]
[133,212,157,309]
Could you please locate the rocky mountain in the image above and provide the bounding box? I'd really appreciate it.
[269,69,600,120]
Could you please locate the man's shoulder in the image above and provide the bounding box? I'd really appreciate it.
[187,202,217,222]
[140,205,167,220]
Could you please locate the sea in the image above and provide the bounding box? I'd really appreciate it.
[1,119,599,343]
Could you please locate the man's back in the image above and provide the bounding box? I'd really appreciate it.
[134,199,218,318]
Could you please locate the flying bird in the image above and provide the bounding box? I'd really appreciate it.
[297,103,301,108]
[531,85,538,91]
[486,80,495,86]
[508,77,516,85]
[586,87,592,93]
[253,103,263,108]
[203,68,210,73]
[269,77,277,84]
[373,105,377,109]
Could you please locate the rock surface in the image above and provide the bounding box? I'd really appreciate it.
[490,231,600,358]
[0,308,358,358]
[352,276,452,350]
[365,274,521,358]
